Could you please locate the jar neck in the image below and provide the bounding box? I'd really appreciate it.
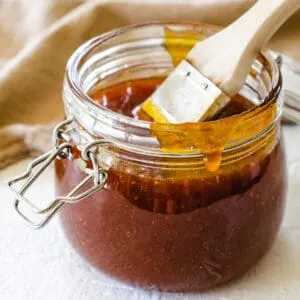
[63,23,282,160]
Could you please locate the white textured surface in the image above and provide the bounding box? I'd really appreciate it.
[0,124,300,300]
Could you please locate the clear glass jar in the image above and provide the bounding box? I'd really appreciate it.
[9,23,287,292]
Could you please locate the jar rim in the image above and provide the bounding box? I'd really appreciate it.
[65,22,282,156]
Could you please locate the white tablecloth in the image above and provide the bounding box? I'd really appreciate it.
[0,124,300,300]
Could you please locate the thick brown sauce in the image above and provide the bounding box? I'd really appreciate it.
[57,78,286,292]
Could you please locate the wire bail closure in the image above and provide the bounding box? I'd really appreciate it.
[5,118,109,229]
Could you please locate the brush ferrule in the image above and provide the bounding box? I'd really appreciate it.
[142,60,230,123]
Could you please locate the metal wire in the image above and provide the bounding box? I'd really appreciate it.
[6,119,109,229]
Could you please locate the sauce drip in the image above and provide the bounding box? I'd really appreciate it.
[164,26,202,66]
[158,27,276,171]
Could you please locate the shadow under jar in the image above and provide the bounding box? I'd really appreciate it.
[56,23,287,292]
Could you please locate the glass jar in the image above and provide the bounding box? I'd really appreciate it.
[7,23,286,292]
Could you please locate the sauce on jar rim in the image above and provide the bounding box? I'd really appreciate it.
[89,76,277,172]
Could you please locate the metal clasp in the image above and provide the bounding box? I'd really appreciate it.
[5,118,108,229]
[272,52,300,124]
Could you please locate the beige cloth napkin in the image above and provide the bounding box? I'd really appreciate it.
[0,0,299,169]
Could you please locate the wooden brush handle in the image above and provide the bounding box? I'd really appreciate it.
[187,0,300,96]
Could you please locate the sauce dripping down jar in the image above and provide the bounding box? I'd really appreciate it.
[7,23,286,292]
